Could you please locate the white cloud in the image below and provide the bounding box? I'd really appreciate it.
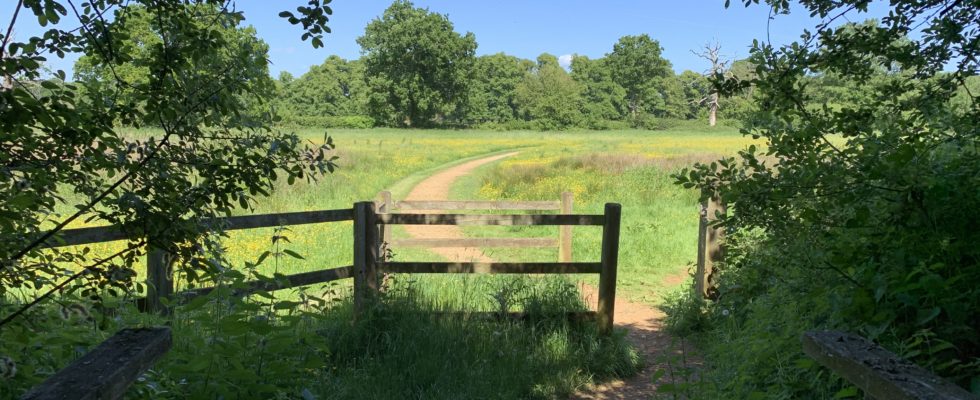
[558,54,573,70]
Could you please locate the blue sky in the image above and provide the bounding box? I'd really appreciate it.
[2,1,891,78]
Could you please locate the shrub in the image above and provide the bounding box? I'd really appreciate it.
[277,115,376,129]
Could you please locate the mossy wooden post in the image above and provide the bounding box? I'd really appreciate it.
[378,191,392,250]
[353,202,380,321]
[559,191,573,262]
[696,189,725,299]
[598,203,621,335]
[145,242,172,315]
[695,194,709,298]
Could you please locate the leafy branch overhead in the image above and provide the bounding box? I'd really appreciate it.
[673,0,979,395]
[0,0,335,323]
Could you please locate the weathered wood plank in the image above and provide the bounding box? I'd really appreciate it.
[802,330,978,400]
[377,191,392,248]
[41,208,355,249]
[42,225,129,249]
[559,191,573,262]
[598,203,621,335]
[179,266,354,300]
[379,213,605,226]
[389,237,558,248]
[393,200,561,211]
[21,327,172,400]
[219,208,354,231]
[695,199,709,298]
[145,246,172,315]
[379,262,602,274]
[353,203,369,318]
[703,194,725,300]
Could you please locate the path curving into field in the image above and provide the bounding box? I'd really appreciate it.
[400,152,518,262]
[397,152,691,400]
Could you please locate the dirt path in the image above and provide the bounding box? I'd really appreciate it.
[398,152,687,399]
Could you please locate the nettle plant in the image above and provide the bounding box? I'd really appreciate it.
[1,0,335,348]
[675,0,979,392]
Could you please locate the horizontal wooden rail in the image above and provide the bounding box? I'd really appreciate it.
[378,213,604,226]
[394,200,561,211]
[21,327,172,400]
[380,262,602,274]
[389,237,558,248]
[180,265,354,300]
[219,208,354,231]
[41,208,355,249]
[802,330,978,400]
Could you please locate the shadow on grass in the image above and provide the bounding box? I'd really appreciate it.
[313,275,641,399]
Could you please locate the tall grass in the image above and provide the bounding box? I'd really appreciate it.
[3,125,755,399]
[449,148,732,304]
[311,275,640,399]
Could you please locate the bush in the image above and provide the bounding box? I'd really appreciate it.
[277,115,376,129]
[581,117,631,130]
[629,114,681,130]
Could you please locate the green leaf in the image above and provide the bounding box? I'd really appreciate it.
[282,249,305,260]
[834,386,859,398]
[916,307,941,326]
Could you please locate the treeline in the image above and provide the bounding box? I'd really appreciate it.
[64,0,904,132]
[270,1,753,130]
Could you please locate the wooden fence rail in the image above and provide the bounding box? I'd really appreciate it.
[802,330,978,400]
[375,191,575,262]
[22,195,621,397]
[365,200,621,334]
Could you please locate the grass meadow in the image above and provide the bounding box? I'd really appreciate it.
[6,125,758,399]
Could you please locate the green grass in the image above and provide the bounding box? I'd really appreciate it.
[4,125,755,399]
[445,140,737,304]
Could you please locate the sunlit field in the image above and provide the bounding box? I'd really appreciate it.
[10,124,760,399]
[46,124,756,296]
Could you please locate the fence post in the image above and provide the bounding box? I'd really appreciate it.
[353,202,380,321]
[696,190,726,300]
[695,193,709,298]
[559,191,573,262]
[378,191,392,250]
[145,243,172,315]
[598,203,621,335]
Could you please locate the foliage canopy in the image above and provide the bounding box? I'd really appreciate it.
[357,0,477,127]
[674,0,980,396]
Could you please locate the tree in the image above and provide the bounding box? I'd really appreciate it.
[0,0,334,328]
[676,70,710,119]
[275,55,369,123]
[570,55,627,124]
[465,53,534,124]
[358,0,477,127]
[691,42,729,126]
[675,0,980,395]
[514,54,584,130]
[606,34,673,119]
[73,5,276,127]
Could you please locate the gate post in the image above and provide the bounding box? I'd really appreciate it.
[559,191,573,262]
[377,191,393,248]
[146,242,173,315]
[598,203,621,335]
[353,202,380,321]
[696,189,725,299]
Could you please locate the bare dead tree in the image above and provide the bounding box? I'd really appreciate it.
[692,42,730,127]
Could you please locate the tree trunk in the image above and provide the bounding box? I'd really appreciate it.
[708,92,718,127]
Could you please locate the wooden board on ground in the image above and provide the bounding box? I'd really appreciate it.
[21,327,172,400]
[802,330,978,400]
